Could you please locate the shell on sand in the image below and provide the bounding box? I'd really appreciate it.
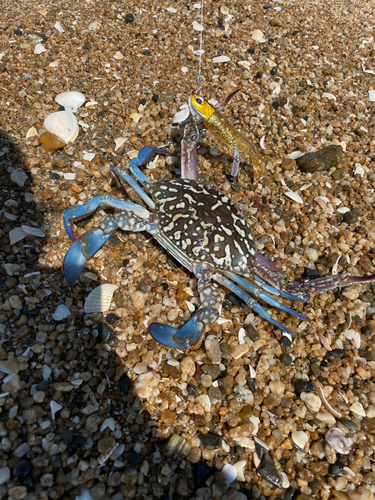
[52,304,71,321]
[84,284,118,314]
[55,91,85,113]
[44,110,79,143]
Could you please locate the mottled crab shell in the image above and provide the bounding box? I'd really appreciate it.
[148,179,256,275]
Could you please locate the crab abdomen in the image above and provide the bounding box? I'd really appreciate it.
[149,179,256,274]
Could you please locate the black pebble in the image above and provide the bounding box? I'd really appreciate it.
[160,282,169,291]
[97,323,115,343]
[139,99,146,105]
[247,379,256,392]
[106,313,120,325]
[38,380,49,391]
[255,71,263,78]
[270,66,278,76]
[143,50,151,56]
[222,301,232,312]
[271,99,281,110]
[263,4,272,8]
[329,461,344,475]
[187,386,200,397]
[194,463,215,490]
[119,374,131,394]
[199,433,222,450]
[328,349,346,359]
[302,267,321,280]
[258,452,283,489]
[292,29,299,35]
[138,282,150,292]
[125,13,134,23]
[123,259,130,266]
[49,171,61,180]
[75,435,86,447]
[127,452,142,465]
[13,29,23,36]
[217,24,225,30]
[280,335,292,347]
[294,380,316,396]
[340,419,359,432]
[152,94,159,102]
[14,460,31,478]
[246,324,259,341]
[225,293,246,308]
[247,48,255,54]
[67,442,79,455]
[82,43,91,50]
[61,429,74,444]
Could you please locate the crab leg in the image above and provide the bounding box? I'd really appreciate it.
[110,165,155,209]
[129,146,171,167]
[285,272,375,296]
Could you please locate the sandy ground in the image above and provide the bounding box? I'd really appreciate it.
[1,0,375,499]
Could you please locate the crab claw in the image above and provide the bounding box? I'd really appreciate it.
[63,228,115,284]
[129,146,171,167]
[149,307,219,349]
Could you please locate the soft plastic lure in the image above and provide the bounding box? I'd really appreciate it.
[189,90,265,183]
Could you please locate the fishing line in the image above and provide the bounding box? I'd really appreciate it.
[196,0,204,95]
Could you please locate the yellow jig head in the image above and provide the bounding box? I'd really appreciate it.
[188,91,265,183]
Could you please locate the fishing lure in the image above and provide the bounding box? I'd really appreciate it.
[189,90,265,183]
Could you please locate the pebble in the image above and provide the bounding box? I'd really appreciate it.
[97,323,115,342]
[0,467,10,485]
[343,208,362,224]
[180,356,196,376]
[305,248,319,262]
[133,371,160,398]
[8,486,27,500]
[296,145,343,172]
[350,487,374,500]
[97,436,117,455]
[9,295,23,309]
[228,423,255,438]
[131,290,145,309]
[270,17,283,27]
[14,461,31,478]
[258,453,283,489]
[294,380,316,396]
[199,434,222,450]
[269,380,285,395]
[329,461,344,476]
[230,344,249,359]
[300,392,322,412]
[125,13,134,23]
[205,337,222,364]
[138,281,150,292]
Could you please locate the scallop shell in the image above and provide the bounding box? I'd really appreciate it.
[292,430,309,450]
[84,284,118,314]
[44,111,79,143]
[52,304,71,321]
[55,91,85,113]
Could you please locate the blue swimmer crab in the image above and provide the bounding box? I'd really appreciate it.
[62,143,375,349]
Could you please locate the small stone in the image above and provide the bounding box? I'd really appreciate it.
[305,248,319,262]
[205,338,222,364]
[106,313,120,324]
[131,290,145,308]
[332,167,346,180]
[113,291,124,306]
[40,473,54,487]
[280,335,292,347]
[231,344,249,359]
[97,323,115,342]
[8,486,27,500]
[300,392,321,412]
[127,452,142,465]
[258,452,283,489]
[125,13,134,23]
[229,423,255,438]
[245,324,259,340]
[14,442,30,458]
[85,414,101,433]
[97,436,117,455]
[350,487,374,500]
[160,409,176,425]
[296,145,343,172]
[220,375,234,396]
[269,381,285,395]
[208,386,223,401]
[33,391,45,403]
[294,380,316,396]
[133,371,160,398]
[138,281,149,292]
[343,208,361,224]
[202,364,221,379]
[162,363,180,378]
[180,356,196,376]
[270,17,283,27]
[0,467,10,485]
[9,295,23,310]
[14,461,31,478]
[328,461,344,476]
[280,158,296,170]
[315,410,336,424]
[281,353,293,366]
[239,405,253,419]
[199,434,222,450]
[119,374,131,394]
[358,255,373,273]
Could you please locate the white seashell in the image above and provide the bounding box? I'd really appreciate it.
[337,207,350,214]
[252,29,265,41]
[184,300,195,312]
[343,329,361,349]
[63,173,76,180]
[259,136,266,150]
[88,22,101,30]
[349,401,366,417]
[212,55,231,63]
[280,472,290,489]
[54,21,64,33]
[285,191,303,204]
[0,359,20,375]
[193,3,201,8]
[55,91,85,113]
[233,437,255,450]
[254,436,270,451]
[233,460,247,482]
[75,488,93,500]
[43,364,52,380]
[50,401,62,420]
[84,284,118,314]
[114,137,127,151]
[238,60,251,70]
[100,417,116,432]
[167,7,177,13]
[238,328,246,344]
[49,60,60,68]
[222,464,237,487]
[325,427,353,454]
[172,107,190,124]
[85,101,98,107]
[249,415,260,435]
[192,21,203,31]
[53,304,71,321]
[78,120,90,129]
[130,113,143,123]
[269,81,281,95]
[369,90,375,102]
[44,111,79,143]
[292,430,309,450]
[21,225,45,237]
[194,49,204,56]
[34,43,47,54]
[354,164,364,177]
[332,253,342,275]
[11,170,28,187]
[289,151,304,159]
[181,66,188,73]
[113,51,124,60]
[9,227,27,245]
[314,196,330,204]
[84,272,98,281]
[322,92,336,101]
[26,127,38,140]
[83,152,95,161]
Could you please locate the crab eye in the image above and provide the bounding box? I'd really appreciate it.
[195,96,204,105]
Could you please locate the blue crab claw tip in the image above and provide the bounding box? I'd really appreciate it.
[149,323,187,348]
[63,241,86,284]
[130,147,171,167]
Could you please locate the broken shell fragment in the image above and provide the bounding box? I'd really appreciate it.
[21,225,45,237]
[39,131,67,152]
[172,106,190,124]
[44,111,79,144]
[50,401,62,420]
[251,29,265,41]
[349,401,366,417]
[55,91,86,113]
[114,137,127,151]
[325,428,353,454]
[9,227,28,245]
[222,464,237,487]
[10,170,29,187]
[84,284,118,314]
[212,55,231,63]
[52,304,71,321]
[26,127,38,140]
[34,43,47,54]
[292,430,309,450]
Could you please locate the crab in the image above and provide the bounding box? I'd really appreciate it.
[62,147,375,349]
